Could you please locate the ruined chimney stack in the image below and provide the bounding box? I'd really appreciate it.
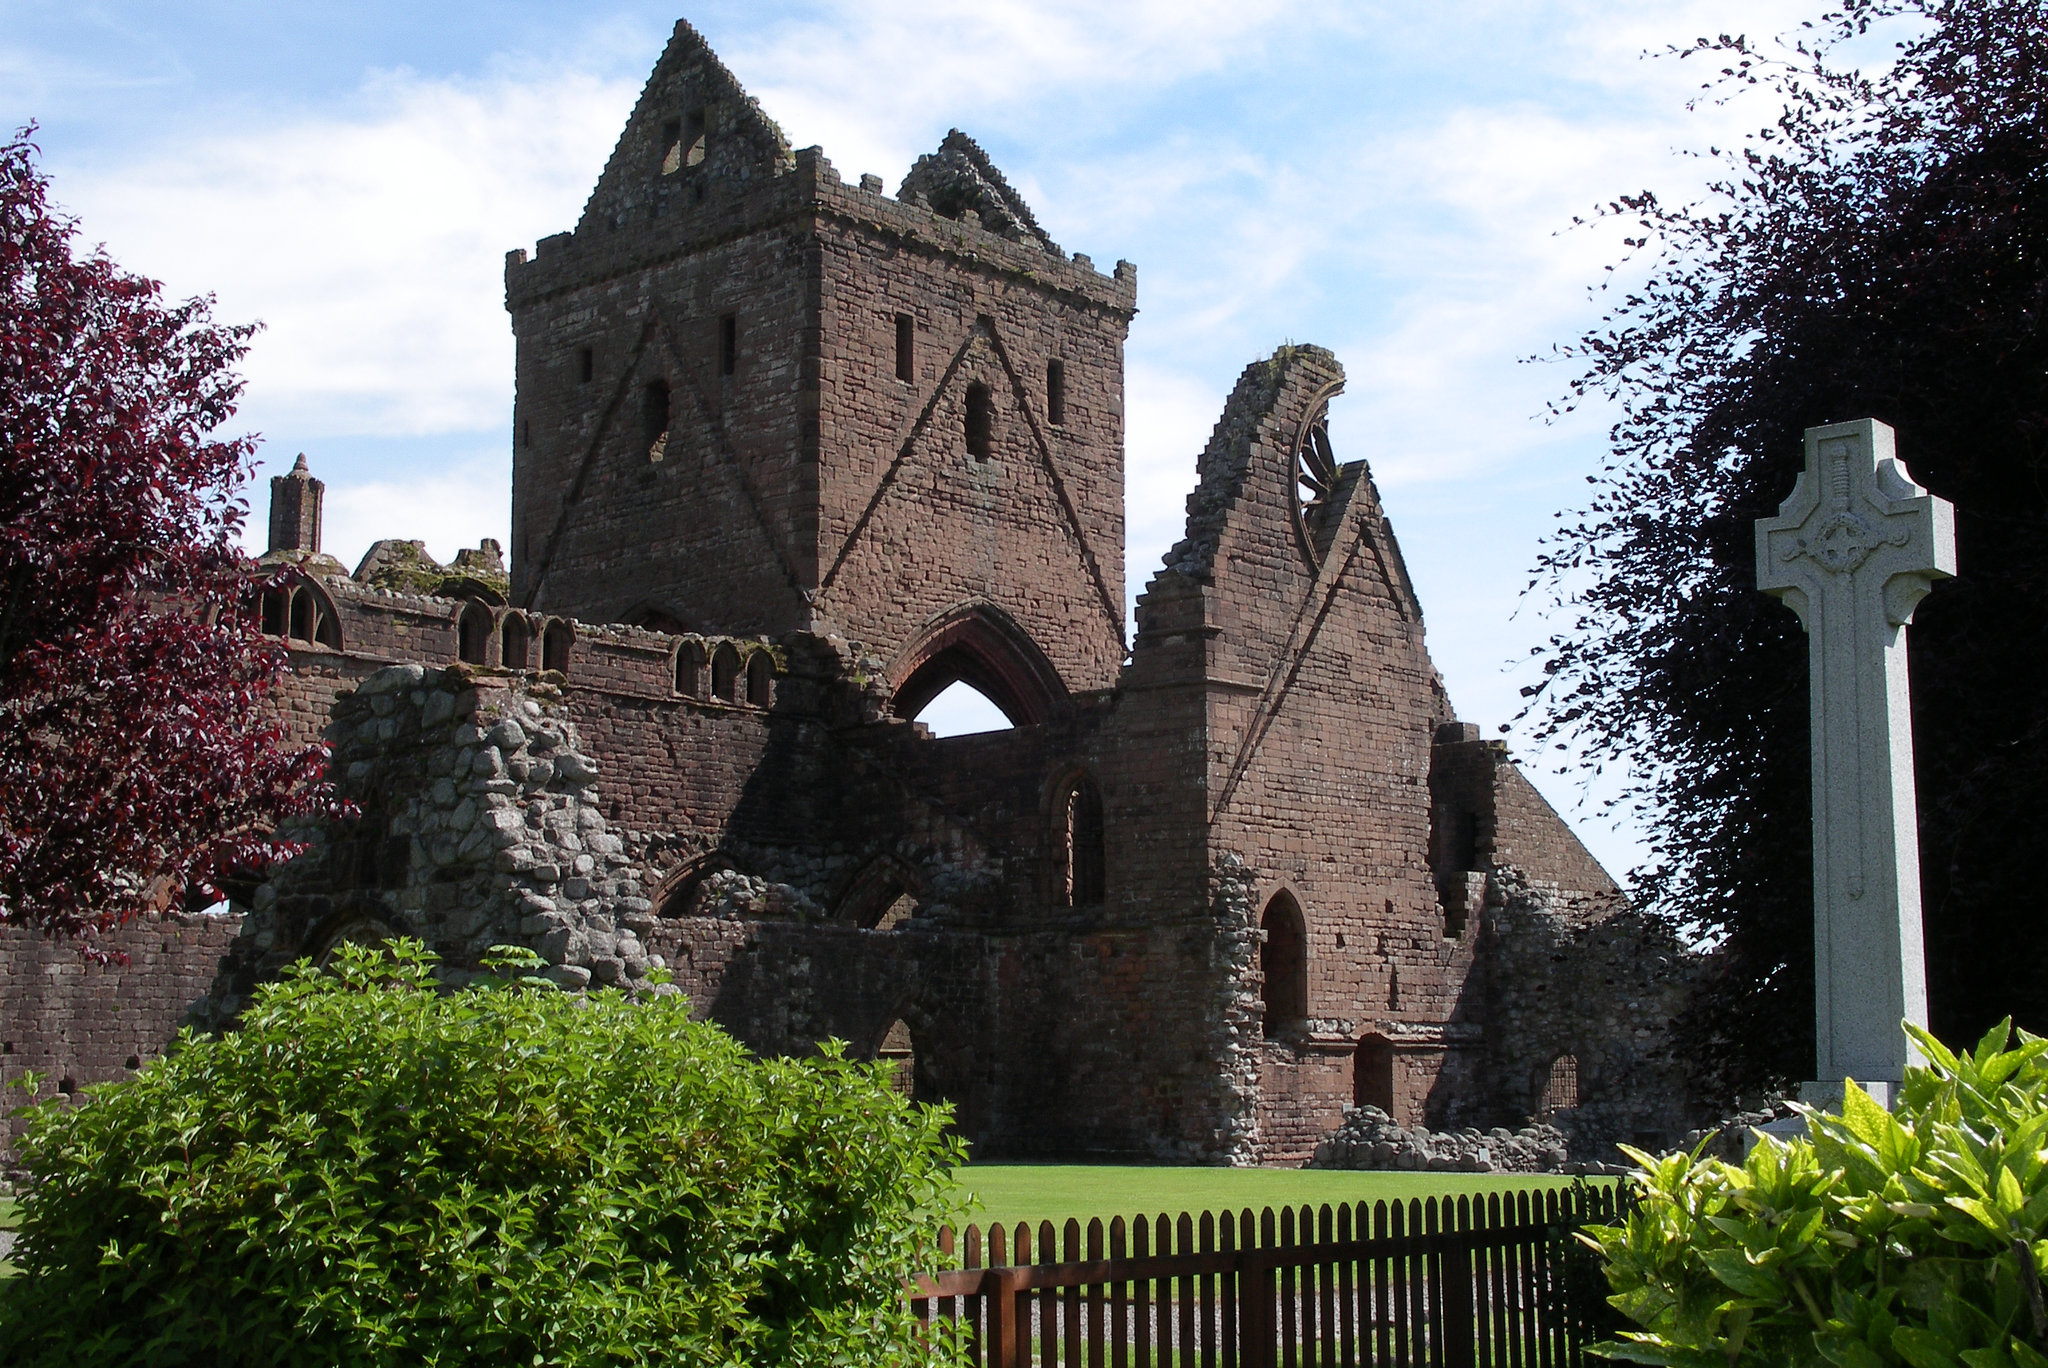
[268,454,323,554]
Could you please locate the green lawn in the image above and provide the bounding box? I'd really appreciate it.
[936,1165,1583,1234]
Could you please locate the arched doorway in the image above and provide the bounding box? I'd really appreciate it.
[1260,891,1308,1037]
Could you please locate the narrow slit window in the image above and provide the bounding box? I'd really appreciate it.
[1058,773,1106,907]
[965,381,993,460]
[895,313,914,382]
[683,108,707,169]
[720,314,737,376]
[1047,359,1066,427]
[641,379,671,462]
[659,119,682,175]
[578,347,594,384]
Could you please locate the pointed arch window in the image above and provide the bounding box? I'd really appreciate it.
[876,1019,917,1099]
[258,576,341,650]
[675,640,706,697]
[746,650,774,708]
[710,643,741,702]
[1055,772,1105,907]
[1260,891,1308,1037]
[501,614,532,669]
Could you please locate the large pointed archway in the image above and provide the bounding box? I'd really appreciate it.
[888,601,1070,728]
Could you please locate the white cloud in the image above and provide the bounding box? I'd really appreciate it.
[723,0,1308,179]
[54,66,638,441]
[316,448,512,575]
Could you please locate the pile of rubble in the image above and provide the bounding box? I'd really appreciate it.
[1306,1106,1621,1175]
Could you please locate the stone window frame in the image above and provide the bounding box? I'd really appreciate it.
[709,642,742,702]
[834,851,928,930]
[874,1017,918,1099]
[894,312,915,384]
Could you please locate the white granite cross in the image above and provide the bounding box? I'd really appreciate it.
[1756,418,1954,1107]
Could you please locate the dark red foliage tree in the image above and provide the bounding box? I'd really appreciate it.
[0,129,334,946]
[1528,0,2048,1097]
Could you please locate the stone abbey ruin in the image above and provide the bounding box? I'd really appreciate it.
[0,21,1705,1165]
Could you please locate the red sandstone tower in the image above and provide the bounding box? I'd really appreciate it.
[506,22,1135,716]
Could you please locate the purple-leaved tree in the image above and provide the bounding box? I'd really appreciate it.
[0,128,336,947]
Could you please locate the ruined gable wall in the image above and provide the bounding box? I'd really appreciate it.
[1143,346,1478,1158]
[807,173,1132,692]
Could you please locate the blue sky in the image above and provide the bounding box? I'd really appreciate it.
[2,0,1840,880]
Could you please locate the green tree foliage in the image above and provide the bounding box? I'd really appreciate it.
[1528,0,2048,1095]
[0,941,967,1368]
[1587,1022,2048,1368]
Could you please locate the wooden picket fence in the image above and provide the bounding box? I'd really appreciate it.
[911,1185,1624,1368]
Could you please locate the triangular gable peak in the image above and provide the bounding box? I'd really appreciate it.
[576,19,794,234]
[897,130,1059,254]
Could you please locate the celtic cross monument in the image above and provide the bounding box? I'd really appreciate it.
[1756,418,1955,1107]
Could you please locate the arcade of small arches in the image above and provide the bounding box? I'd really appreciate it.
[255,576,342,651]
[455,601,573,676]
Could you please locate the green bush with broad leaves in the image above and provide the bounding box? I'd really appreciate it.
[1586,1021,2048,1368]
[0,940,968,1368]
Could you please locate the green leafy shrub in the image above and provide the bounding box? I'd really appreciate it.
[1586,1022,2048,1368]
[0,940,967,1367]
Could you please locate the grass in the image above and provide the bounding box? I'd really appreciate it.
[936,1165,1585,1234]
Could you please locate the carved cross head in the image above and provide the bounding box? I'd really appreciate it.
[1756,418,1956,631]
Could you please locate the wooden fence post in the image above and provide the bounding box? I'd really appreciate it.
[1239,1248,1275,1368]
[986,1266,1026,1368]
[1442,1198,1476,1368]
